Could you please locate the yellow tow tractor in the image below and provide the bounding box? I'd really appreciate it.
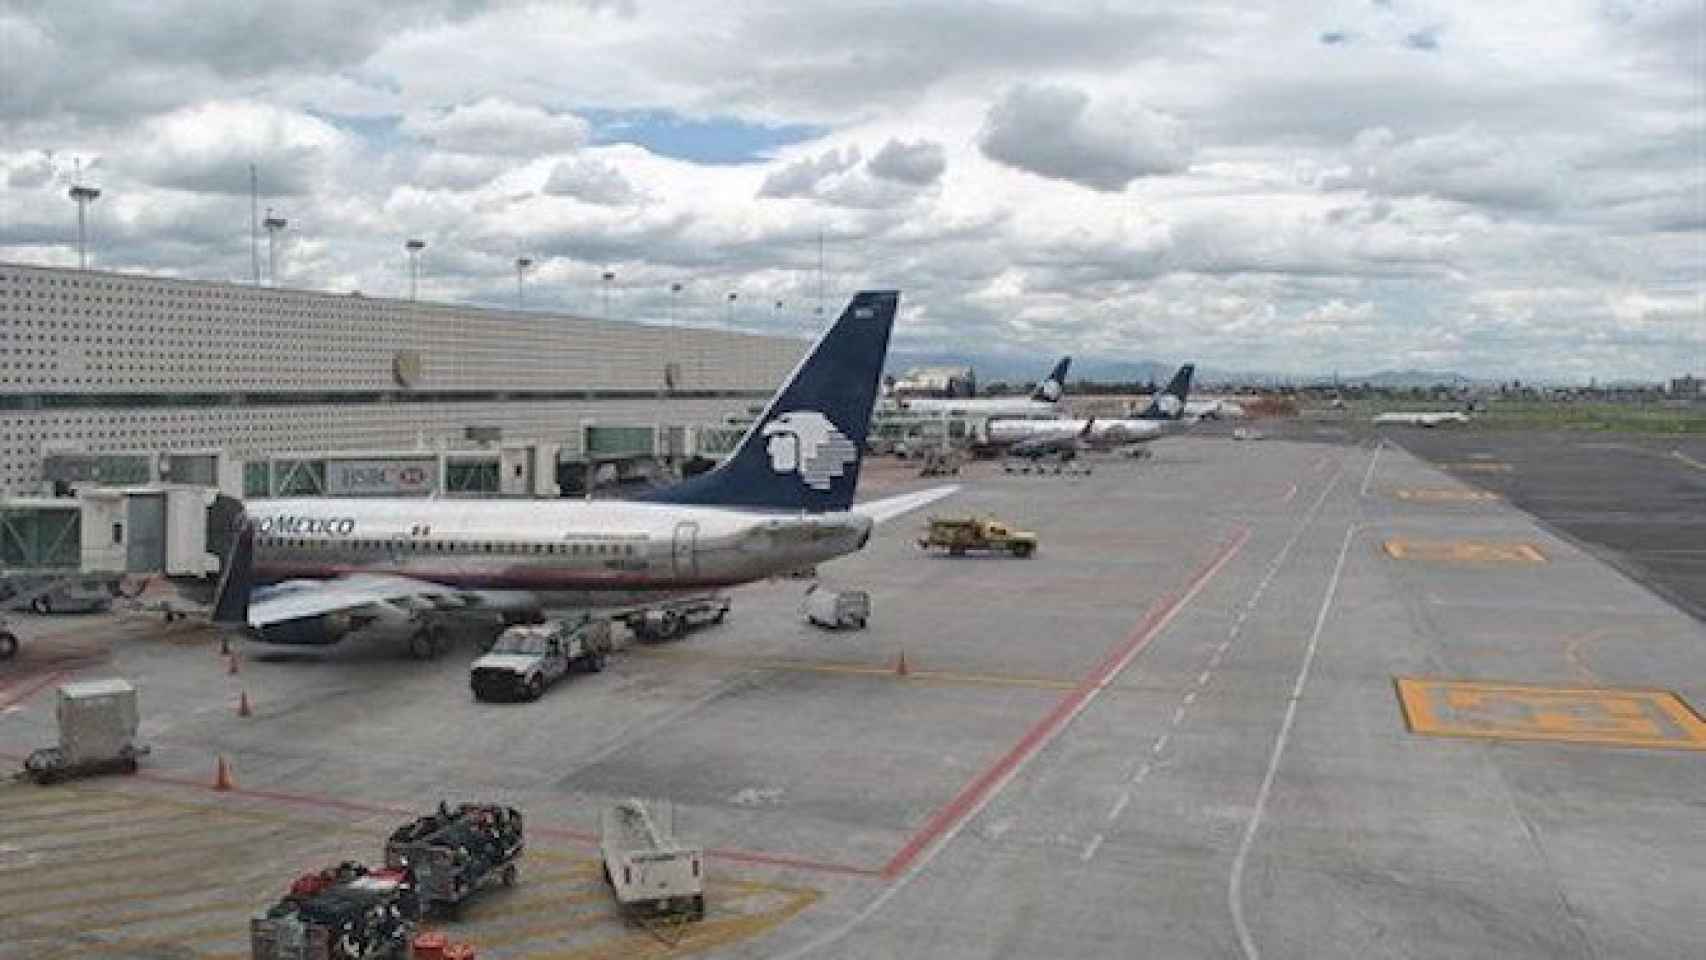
[917,516,1038,558]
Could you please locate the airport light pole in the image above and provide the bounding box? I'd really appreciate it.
[516,257,533,309]
[405,239,426,301]
[726,291,737,325]
[68,182,101,270]
[263,209,287,287]
[601,270,615,319]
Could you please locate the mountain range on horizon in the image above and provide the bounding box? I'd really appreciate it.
[886,350,1500,389]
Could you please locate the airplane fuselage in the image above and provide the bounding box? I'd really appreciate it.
[249,497,872,608]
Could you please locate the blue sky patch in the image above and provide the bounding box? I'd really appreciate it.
[582,109,827,164]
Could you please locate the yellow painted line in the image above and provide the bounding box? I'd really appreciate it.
[1383,539,1547,565]
[0,828,306,899]
[1447,462,1513,473]
[524,886,821,960]
[15,893,268,942]
[1392,488,1500,503]
[0,824,303,884]
[630,647,1078,691]
[1395,677,1706,750]
[466,879,795,951]
[0,805,202,843]
[1673,449,1706,472]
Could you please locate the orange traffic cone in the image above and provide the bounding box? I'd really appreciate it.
[237,690,252,717]
[213,755,235,791]
[895,650,910,677]
[227,653,240,675]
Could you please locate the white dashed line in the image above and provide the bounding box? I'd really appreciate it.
[1130,763,1151,784]
[1081,833,1105,862]
[1153,734,1170,755]
[1197,670,1212,686]
[1184,691,1198,705]
[1107,792,1130,823]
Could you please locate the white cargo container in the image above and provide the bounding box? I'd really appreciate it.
[24,678,149,783]
[801,587,870,630]
[600,799,704,920]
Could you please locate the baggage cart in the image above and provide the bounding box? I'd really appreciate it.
[251,861,416,960]
[384,802,523,917]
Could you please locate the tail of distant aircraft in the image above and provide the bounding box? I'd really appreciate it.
[1137,363,1194,420]
[640,290,899,513]
[1029,357,1071,403]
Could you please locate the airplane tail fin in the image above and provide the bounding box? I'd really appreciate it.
[1138,363,1194,420]
[640,290,899,512]
[1029,357,1071,403]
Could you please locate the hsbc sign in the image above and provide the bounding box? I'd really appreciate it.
[325,458,437,496]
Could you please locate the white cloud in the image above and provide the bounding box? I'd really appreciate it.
[978,84,1191,192]
[867,139,946,186]
[0,0,1700,381]
[543,155,643,206]
[401,97,590,157]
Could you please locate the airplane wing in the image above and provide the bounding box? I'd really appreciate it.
[248,574,515,628]
[854,485,960,524]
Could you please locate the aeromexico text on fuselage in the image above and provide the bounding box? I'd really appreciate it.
[256,514,356,536]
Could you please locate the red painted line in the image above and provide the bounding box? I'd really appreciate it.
[0,669,71,711]
[880,527,1251,880]
[63,767,879,880]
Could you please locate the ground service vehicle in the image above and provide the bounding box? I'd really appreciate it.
[23,679,150,784]
[250,861,416,960]
[620,595,729,642]
[917,516,1038,558]
[601,799,705,921]
[469,616,612,701]
[802,587,871,629]
[0,618,16,659]
[384,802,523,917]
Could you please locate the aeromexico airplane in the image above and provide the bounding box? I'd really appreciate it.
[885,357,1071,418]
[988,363,1196,448]
[211,291,956,650]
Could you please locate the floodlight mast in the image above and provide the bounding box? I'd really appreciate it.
[68,183,101,270]
[516,257,533,308]
[405,239,426,300]
[263,210,288,286]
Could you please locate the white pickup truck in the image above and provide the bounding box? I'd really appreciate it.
[469,616,613,702]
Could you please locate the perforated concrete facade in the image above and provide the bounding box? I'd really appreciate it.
[0,262,803,496]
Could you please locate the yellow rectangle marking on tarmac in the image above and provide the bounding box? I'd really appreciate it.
[1448,462,1514,473]
[1396,678,1706,750]
[1383,539,1547,565]
[1393,488,1500,503]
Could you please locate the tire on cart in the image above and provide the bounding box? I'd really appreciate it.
[502,863,519,887]
[587,652,607,673]
[0,631,17,660]
[31,595,52,615]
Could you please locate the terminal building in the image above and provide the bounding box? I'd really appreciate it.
[0,261,805,503]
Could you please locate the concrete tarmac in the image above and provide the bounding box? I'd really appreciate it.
[1,438,1702,958]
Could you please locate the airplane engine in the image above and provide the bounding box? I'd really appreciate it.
[256,611,354,646]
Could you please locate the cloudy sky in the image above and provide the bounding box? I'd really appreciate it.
[1,0,1700,381]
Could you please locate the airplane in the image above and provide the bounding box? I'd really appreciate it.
[210,291,958,653]
[986,363,1195,449]
[884,357,1071,418]
[1007,418,1096,462]
[1373,410,1470,427]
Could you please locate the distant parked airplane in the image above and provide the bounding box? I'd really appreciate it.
[886,357,1072,418]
